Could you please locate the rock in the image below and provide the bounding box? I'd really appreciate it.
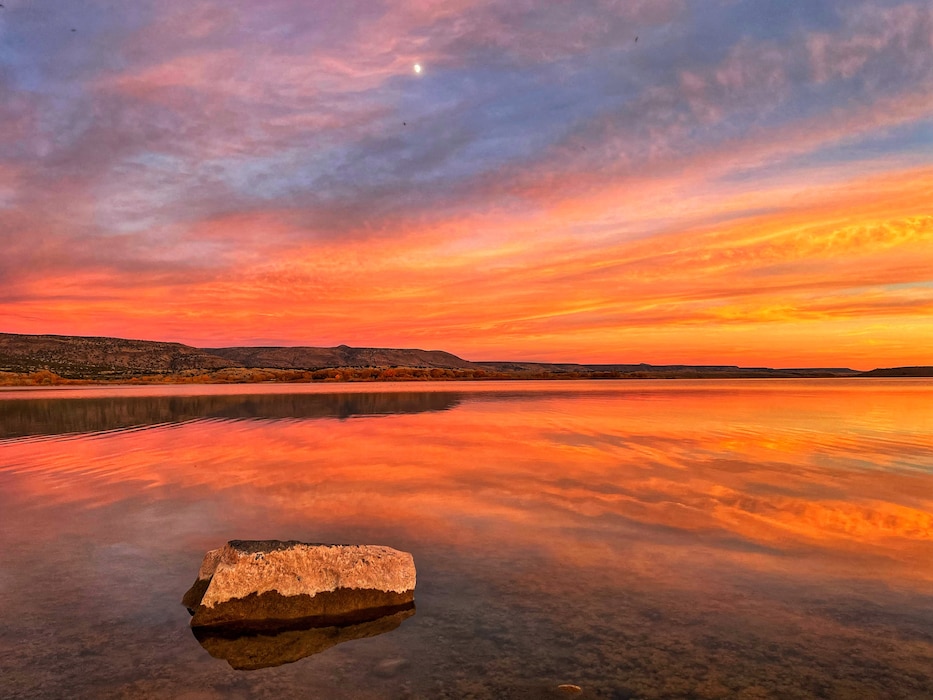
[194,607,415,670]
[182,540,416,629]
[181,547,225,610]
[373,657,410,677]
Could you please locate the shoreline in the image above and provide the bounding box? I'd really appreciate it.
[2,368,931,388]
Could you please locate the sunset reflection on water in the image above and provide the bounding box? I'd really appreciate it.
[1,380,932,698]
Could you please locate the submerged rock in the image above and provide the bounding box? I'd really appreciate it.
[183,540,416,629]
[373,656,411,677]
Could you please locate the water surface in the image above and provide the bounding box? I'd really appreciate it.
[1,379,932,699]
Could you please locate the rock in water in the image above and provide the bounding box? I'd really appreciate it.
[183,540,416,629]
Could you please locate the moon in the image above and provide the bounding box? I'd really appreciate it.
[413,63,422,74]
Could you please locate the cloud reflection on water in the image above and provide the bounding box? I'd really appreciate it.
[1,381,933,696]
[2,380,931,591]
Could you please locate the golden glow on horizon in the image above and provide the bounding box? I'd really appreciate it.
[5,166,931,368]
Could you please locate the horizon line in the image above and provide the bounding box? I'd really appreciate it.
[6,330,930,373]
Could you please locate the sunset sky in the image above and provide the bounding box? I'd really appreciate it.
[1,0,931,367]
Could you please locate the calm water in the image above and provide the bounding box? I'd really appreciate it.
[1,379,932,699]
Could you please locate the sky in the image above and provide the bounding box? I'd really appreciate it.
[0,0,931,367]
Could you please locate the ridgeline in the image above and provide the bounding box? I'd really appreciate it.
[0,332,927,386]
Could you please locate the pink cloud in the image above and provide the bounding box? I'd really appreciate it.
[808,2,933,83]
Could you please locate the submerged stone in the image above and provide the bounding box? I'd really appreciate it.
[183,540,416,629]
[373,656,410,677]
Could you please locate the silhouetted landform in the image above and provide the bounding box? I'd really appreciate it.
[474,361,864,379]
[192,605,415,670]
[0,392,463,440]
[859,366,933,377]
[2,331,930,385]
[183,541,416,628]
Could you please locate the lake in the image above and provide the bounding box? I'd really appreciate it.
[1,379,932,699]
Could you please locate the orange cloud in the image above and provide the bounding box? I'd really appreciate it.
[3,166,931,366]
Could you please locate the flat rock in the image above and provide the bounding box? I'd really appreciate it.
[183,540,416,629]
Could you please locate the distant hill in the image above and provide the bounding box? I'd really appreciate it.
[475,361,861,379]
[0,333,235,378]
[0,333,479,381]
[207,344,476,370]
[858,366,933,377]
[0,332,929,383]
